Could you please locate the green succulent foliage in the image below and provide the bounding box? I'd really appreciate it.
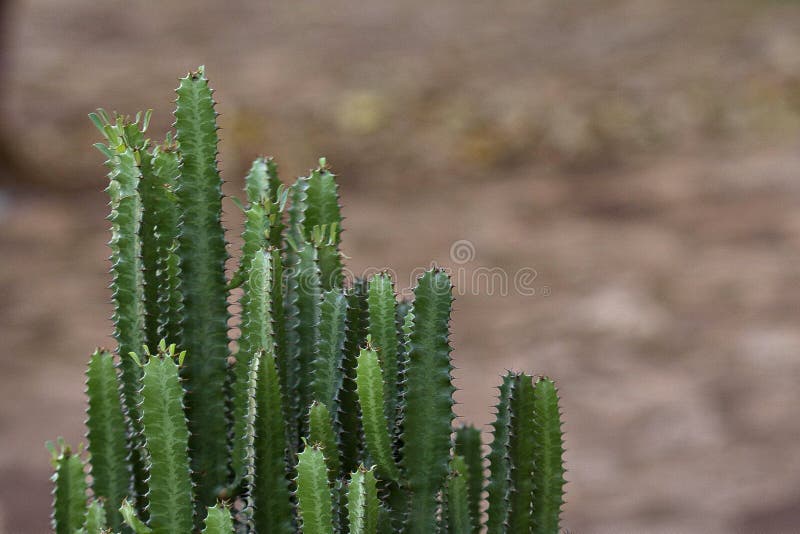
[454,425,483,533]
[77,499,107,534]
[121,498,152,533]
[485,374,514,534]
[250,350,293,534]
[367,273,401,435]
[337,279,369,474]
[138,343,193,534]
[48,439,87,534]
[442,455,471,534]
[202,504,235,534]
[355,346,400,482]
[401,269,455,534]
[90,109,150,512]
[174,66,231,509]
[312,290,348,410]
[85,349,129,531]
[53,67,567,534]
[531,377,567,534]
[296,444,334,534]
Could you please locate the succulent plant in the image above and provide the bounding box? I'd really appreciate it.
[49,67,566,534]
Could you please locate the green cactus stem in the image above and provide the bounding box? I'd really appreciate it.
[454,424,482,533]
[48,439,87,534]
[531,377,566,534]
[139,344,193,533]
[85,349,129,531]
[296,443,334,534]
[400,269,454,534]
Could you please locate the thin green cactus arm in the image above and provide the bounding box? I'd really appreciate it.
[454,425,483,533]
[400,269,455,534]
[531,377,566,534]
[237,349,261,527]
[285,240,321,442]
[296,444,335,534]
[507,374,536,533]
[149,142,182,345]
[355,346,401,482]
[485,374,514,534]
[77,499,107,534]
[270,247,289,404]
[312,289,348,409]
[250,350,293,533]
[363,467,380,534]
[308,401,342,479]
[140,139,180,348]
[91,112,150,513]
[232,250,273,486]
[48,439,87,534]
[244,156,271,204]
[201,504,235,534]
[303,162,342,289]
[173,66,231,507]
[239,201,268,289]
[337,279,368,474]
[120,499,152,534]
[85,349,129,531]
[367,273,400,435]
[346,467,368,534]
[443,455,472,534]
[139,347,193,533]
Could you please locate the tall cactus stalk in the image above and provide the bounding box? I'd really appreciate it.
[173,66,231,509]
[51,67,568,534]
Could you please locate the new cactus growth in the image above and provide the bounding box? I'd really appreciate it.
[49,67,567,533]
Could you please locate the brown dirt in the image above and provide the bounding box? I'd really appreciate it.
[3,1,800,532]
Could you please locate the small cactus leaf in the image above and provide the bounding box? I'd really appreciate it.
[140,349,193,533]
[337,279,369,474]
[120,499,152,533]
[400,269,455,534]
[346,467,368,534]
[507,374,536,534]
[367,272,401,436]
[250,351,293,533]
[454,425,483,533]
[233,250,273,485]
[485,373,514,534]
[531,377,566,534]
[49,440,87,534]
[443,455,472,534]
[174,66,231,510]
[285,239,321,445]
[355,346,400,481]
[85,349,129,531]
[308,402,342,480]
[296,443,335,534]
[303,164,342,289]
[312,289,348,409]
[201,503,235,534]
[79,499,107,533]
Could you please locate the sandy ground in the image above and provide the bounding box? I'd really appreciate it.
[3,1,800,532]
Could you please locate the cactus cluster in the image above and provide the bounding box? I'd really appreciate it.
[48,67,566,533]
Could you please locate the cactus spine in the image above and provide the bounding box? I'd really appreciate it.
[50,67,567,534]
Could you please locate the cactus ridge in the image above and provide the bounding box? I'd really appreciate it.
[52,67,567,534]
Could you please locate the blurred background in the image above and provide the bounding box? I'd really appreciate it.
[2,0,800,532]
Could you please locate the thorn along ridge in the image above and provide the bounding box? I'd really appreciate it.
[51,66,567,534]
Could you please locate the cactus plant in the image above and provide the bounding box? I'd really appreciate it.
[49,67,566,533]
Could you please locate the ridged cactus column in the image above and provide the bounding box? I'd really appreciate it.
[173,66,231,510]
